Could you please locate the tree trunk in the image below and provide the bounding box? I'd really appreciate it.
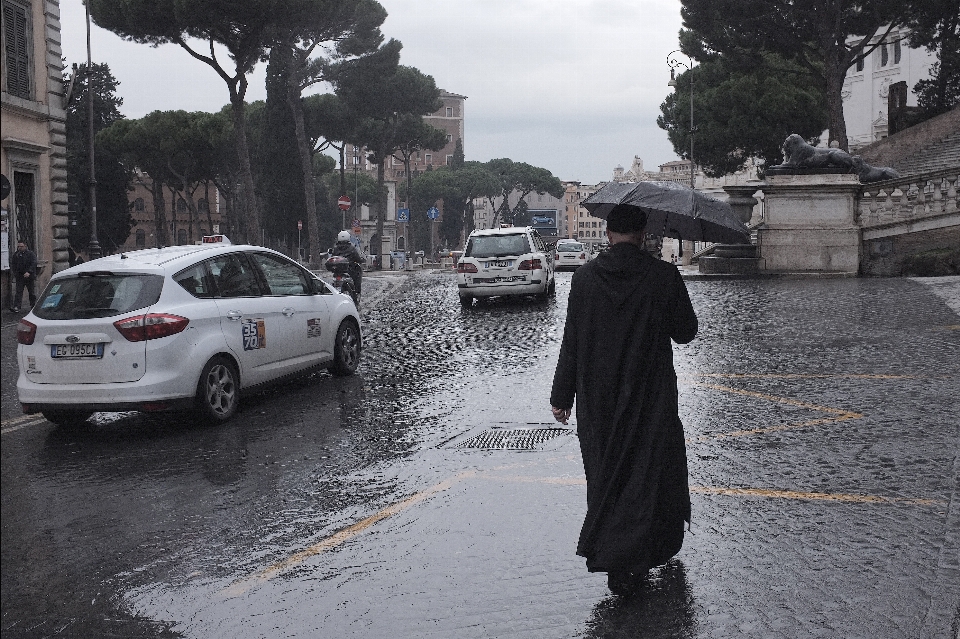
[230,96,260,244]
[150,179,168,247]
[825,66,848,151]
[375,159,386,269]
[204,181,215,235]
[285,62,321,267]
[404,154,415,252]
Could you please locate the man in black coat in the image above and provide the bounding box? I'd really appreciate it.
[550,205,698,596]
[10,241,38,312]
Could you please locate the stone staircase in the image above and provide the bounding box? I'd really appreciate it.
[891,131,960,176]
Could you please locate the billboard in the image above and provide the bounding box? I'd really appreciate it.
[528,209,558,240]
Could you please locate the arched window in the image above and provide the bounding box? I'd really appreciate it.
[198,198,208,213]
[136,229,146,247]
[134,197,145,211]
[177,199,187,213]
[397,236,405,250]
[177,229,188,245]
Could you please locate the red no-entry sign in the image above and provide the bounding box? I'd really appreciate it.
[338,195,352,211]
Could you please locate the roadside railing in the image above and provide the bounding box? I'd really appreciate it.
[857,168,959,228]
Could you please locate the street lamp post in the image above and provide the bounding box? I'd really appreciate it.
[85,3,101,259]
[667,50,695,265]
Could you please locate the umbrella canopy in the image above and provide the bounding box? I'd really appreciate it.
[582,181,750,244]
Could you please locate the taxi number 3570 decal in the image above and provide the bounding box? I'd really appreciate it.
[242,318,267,350]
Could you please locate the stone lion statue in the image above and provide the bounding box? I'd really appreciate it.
[851,155,901,183]
[779,133,856,171]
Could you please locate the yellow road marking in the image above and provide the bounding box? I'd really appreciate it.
[221,467,943,595]
[692,382,863,417]
[221,472,474,597]
[691,373,916,380]
[685,382,863,443]
[690,486,946,506]
[1,414,46,434]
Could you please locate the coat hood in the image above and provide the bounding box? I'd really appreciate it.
[591,243,653,309]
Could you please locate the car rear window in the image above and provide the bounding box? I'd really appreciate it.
[557,243,584,252]
[465,234,531,258]
[33,274,164,320]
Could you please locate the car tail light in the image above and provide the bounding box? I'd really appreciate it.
[114,313,189,342]
[555,253,560,260]
[518,259,542,271]
[17,319,37,345]
[457,261,478,273]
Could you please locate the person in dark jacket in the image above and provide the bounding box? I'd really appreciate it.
[10,241,38,312]
[330,230,364,298]
[550,205,698,596]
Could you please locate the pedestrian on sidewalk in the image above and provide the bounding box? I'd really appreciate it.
[10,241,38,312]
[550,205,698,597]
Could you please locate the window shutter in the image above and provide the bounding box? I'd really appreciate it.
[3,1,31,99]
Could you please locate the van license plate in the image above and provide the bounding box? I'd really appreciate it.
[51,343,104,359]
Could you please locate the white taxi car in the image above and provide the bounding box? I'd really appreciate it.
[16,237,361,427]
[456,226,555,307]
[554,240,590,271]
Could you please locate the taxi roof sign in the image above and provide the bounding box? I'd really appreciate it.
[201,234,231,245]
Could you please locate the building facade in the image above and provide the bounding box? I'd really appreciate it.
[1,0,68,308]
[842,29,936,151]
[116,173,225,252]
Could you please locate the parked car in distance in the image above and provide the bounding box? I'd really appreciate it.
[554,240,590,271]
[16,236,362,427]
[456,226,555,307]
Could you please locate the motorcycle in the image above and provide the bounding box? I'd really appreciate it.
[324,255,360,306]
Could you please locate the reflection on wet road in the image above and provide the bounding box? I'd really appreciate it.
[2,272,958,638]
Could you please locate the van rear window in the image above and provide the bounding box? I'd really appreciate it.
[33,274,164,320]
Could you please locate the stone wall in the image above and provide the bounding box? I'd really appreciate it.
[861,224,960,276]
[857,107,960,169]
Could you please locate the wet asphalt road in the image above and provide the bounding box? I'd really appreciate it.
[2,270,958,638]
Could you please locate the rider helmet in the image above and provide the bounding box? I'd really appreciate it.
[337,230,351,242]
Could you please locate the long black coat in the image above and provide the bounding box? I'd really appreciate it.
[550,242,698,573]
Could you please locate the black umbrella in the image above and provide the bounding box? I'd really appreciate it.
[581,181,750,245]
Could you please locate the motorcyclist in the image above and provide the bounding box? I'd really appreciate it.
[330,230,364,300]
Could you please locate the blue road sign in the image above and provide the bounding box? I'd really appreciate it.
[427,206,440,220]
[397,208,409,222]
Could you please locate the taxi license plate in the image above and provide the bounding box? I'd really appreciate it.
[51,343,104,359]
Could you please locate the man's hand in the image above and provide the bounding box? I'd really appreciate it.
[551,406,571,425]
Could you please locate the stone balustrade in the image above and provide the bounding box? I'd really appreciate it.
[858,169,959,228]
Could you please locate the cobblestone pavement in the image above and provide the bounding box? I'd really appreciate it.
[2,272,957,638]
[116,273,957,639]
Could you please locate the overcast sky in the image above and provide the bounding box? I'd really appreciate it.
[59,0,687,185]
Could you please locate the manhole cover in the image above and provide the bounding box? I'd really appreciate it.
[455,428,571,450]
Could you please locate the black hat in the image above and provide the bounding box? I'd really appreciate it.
[605,205,647,233]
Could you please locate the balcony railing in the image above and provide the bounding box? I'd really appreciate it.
[858,169,959,228]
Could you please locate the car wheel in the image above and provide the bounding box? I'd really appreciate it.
[548,276,556,296]
[41,410,93,428]
[196,356,239,424]
[459,294,473,308]
[330,319,361,376]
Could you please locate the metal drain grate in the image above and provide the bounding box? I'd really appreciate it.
[455,428,571,450]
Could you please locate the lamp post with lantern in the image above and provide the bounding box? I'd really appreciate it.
[667,50,695,264]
